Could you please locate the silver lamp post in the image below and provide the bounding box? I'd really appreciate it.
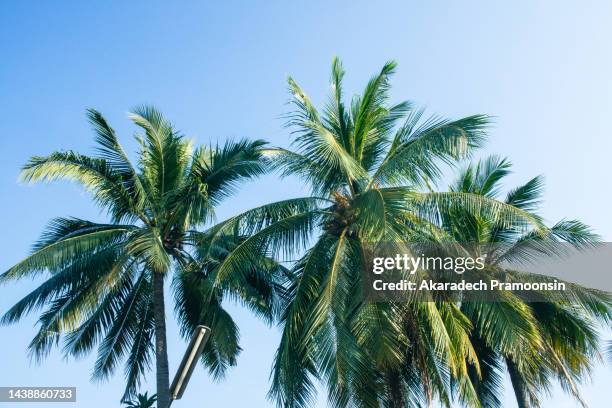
[169,325,211,405]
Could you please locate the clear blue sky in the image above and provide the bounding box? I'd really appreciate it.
[1,1,610,407]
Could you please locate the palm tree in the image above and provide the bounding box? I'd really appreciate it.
[0,107,288,408]
[441,156,611,407]
[124,392,157,408]
[205,58,547,407]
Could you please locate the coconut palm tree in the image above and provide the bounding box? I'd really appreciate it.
[124,392,157,408]
[0,107,288,408]
[441,156,611,407]
[204,58,547,407]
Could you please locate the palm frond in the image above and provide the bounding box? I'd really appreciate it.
[88,108,149,220]
[92,272,150,381]
[121,290,154,401]
[130,105,191,205]
[353,61,397,162]
[20,152,140,222]
[190,139,268,205]
[372,115,489,188]
[286,77,368,189]
[0,219,132,283]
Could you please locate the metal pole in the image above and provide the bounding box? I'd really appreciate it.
[169,325,211,406]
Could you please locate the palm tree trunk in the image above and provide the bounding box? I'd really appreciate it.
[153,271,171,408]
[506,358,530,408]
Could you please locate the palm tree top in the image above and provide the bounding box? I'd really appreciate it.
[268,57,489,197]
[1,106,287,406]
[124,392,157,408]
[243,59,547,407]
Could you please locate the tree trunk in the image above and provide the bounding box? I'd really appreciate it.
[386,370,406,408]
[153,271,171,408]
[506,358,530,408]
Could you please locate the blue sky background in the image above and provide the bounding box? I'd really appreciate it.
[1,1,610,407]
